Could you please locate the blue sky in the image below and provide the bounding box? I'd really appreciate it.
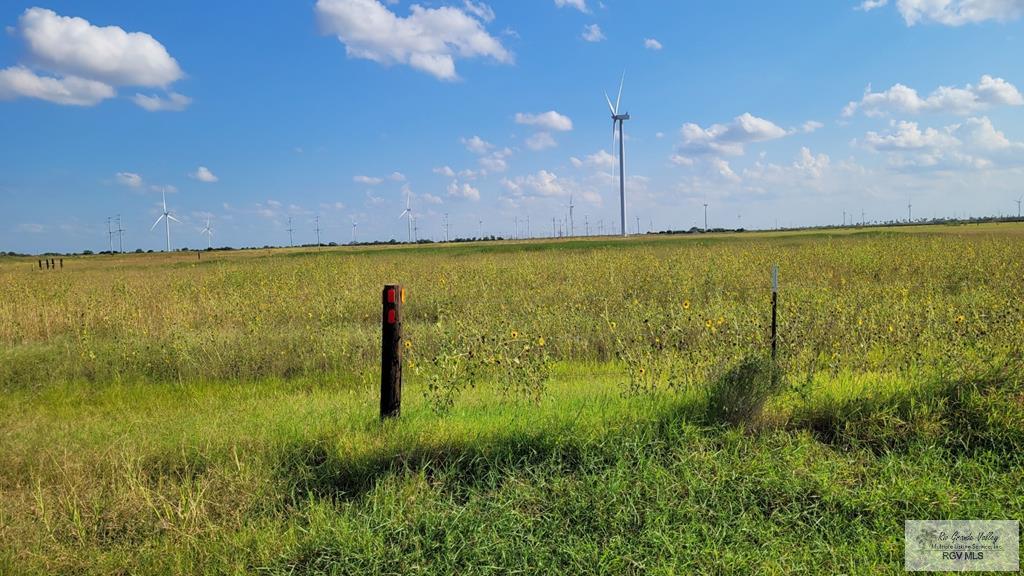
[1,0,1023,253]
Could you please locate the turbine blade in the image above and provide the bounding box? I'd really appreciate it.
[150,214,165,230]
[604,92,615,116]
[168,214,181,223]
[615,71,625,115]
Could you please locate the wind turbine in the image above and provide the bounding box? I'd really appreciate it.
[351,218,358,244]
[569,193,575,237]
[1016,197,1022,219]
[605,72,630,237]
[200,218,213,250]
[150,188,180,252]
[287,216,295,247]
[398,192,413,242]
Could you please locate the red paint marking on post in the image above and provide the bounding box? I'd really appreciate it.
[387,289,396,303]
[387,309,396,324]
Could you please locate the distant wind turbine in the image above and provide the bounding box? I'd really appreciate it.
[1016,197,1022,219]
[150,188,180,252]
[351,218,358,244]
[200,218,213,249]
[605,72,631,237]
[399,192,413,242]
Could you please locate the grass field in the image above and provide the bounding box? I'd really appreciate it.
[2,224,1022,574]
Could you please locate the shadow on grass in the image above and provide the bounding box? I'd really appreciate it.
[273,357,1023,504]
[791,359,1024,461]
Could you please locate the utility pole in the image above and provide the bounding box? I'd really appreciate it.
[106,217,113,253]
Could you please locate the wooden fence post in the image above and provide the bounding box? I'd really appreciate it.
[771,264,779,361]
[380,285,403,419]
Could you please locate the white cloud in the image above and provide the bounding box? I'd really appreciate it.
[710,158,741,183]
[480,147,512,172]
[526,131,558,150]
[354,175,384,185]
[462,1,495,22]
[676,113,790,158]
[644,38,663,50]
[954,116,1021,150]
[1,8,188,109]
[554,0,589,13]
[892,0,1024,25]
[0,66,114,106]
[132,92,191,112]
[433,166,456,177]
[515,110,574,131]
[115,172,143,188]
[503,170,605,206]
[519,170,566,196]
[669,154,695,166]
[18,8,183,87]
[191,166,219,183]
[581,23,605,42]
[447,180,481,201]
[580,149,616,168]
[792,147,832,178]
[857,0,889,11]
[802,120,825,133]
[315,0,512,81]
[860,120,960,151]
[462,135,493,154]
[855,117,1022,170]
[843,75,1023,117]
[389,171,406,181]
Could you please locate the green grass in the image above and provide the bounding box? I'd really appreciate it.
[2,361,1021,574]
[2,225,1023,574]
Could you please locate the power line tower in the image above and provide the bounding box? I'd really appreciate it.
[116,214,124,253]
[287,216,295,247]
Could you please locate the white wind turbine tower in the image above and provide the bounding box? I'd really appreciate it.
[150,188,180,252]
[200,218,213,250]
[399,192,413,242]
[351,218,358,244]
[605,72,631,237]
